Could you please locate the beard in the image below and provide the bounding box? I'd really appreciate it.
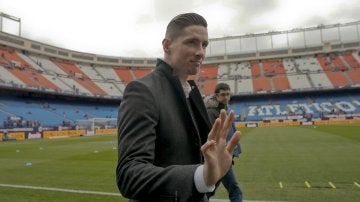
[187,64,200,75]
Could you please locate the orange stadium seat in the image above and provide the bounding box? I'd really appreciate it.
[262,59,286,76]
[201,80,217,95]
[347,70,360,84]
[343,52,360,68]
[133,68,151,79]
[325,71,350,87]
[250,61,261,77]
[316,54,333,71]
[199,65,218,79]
[330,53,348,71]
[253,77,271,92]
[0,48,59,90]
[273,76,291,90]
[113,67,134,84]
[52,59,107,95]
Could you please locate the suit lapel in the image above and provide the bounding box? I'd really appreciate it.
[156,59,211,134]
[188,80,212,131]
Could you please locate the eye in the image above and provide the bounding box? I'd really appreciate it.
[202,42,208,49]
[188,40,197,46]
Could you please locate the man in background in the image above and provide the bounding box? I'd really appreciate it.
[205,83,242,202]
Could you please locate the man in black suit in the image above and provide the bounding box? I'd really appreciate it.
[116,12,241,202]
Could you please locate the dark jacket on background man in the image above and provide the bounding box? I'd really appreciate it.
[204,96,241,156]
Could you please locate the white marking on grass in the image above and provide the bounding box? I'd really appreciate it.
[305,181,311,188]
[1,183,279,201]
[354,182,360,188]
[0,183,122,197]
[279,181,283,189]
[211,200,277,202]
[328,182,336,189]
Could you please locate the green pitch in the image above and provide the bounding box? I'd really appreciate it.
[0,125,359,202]
[214,124,360,202]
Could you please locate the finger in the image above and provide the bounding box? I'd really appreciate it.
[217,110,227,141]
[220,110,234,139]
[219,109,226,126]
[201,139,216,154]
[207,118,221,141]
[226,131,241,153]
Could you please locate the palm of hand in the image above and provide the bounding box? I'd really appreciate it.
[201,110,241,186]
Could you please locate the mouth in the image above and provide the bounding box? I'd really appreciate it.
[191,60,202,66]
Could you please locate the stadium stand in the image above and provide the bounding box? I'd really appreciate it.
[282,58,298,74]
[316,54,333,71]
[287,75,311,90]
[296,56,323,72]
[253,77,272,92]
[77,64,121,97]
[273,76,291,91]
[0,48,59,90]
[309,73,333,88]
[113,67,135,84]
[262,59,286,76]
[132,68,152,79]
[343,51,360,68]
[1,45,360,97]
[0,93,118,128]
[348,70,360,84]
[231,90,360,122]
[51,59,107,95]
[250,61,261,77]
[325,71,351,87]
[95,65,126,94]
[198,65,218,95]
[1,20,360,139]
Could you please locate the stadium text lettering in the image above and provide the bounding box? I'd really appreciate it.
[247,100,360,116]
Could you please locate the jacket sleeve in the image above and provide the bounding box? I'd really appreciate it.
[116,80,201,200]
[206,108,219,125]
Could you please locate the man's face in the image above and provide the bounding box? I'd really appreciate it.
[216,89,231,105]
[164,25,208,78]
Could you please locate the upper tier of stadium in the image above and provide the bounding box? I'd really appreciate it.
[0,21,359,99]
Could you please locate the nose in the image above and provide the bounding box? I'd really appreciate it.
[195,44,205,58]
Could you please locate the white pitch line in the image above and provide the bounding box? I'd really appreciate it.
[211,200,278,202]
[0,183,280,201]
[0,183,122,197]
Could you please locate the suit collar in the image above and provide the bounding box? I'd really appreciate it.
[155,59,212,131]
[188,80,212,130]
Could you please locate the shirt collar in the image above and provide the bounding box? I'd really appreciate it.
[182,81,191,98]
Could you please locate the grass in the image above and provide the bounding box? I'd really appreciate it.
[0,125,359,201]
[0,135,123,202]
[213,124,360,202]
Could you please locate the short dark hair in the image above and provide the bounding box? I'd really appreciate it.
[215,83,230,94]
[165,13,207,40]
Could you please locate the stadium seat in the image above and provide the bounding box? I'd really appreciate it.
[132,68,151,79]
[325,71,350,87]
[52,60,107,95]
[113,67,134,84]
[347,70,360,84]
[343,51,360,68]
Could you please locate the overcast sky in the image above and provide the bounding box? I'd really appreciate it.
[0,0,359,58]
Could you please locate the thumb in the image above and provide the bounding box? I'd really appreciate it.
[201,140,216,154]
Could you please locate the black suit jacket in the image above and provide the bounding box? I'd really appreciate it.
[116,59,212,202]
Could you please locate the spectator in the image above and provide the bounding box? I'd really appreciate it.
[205,83,242,202]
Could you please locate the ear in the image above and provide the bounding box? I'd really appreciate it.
[162,38,171,54]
